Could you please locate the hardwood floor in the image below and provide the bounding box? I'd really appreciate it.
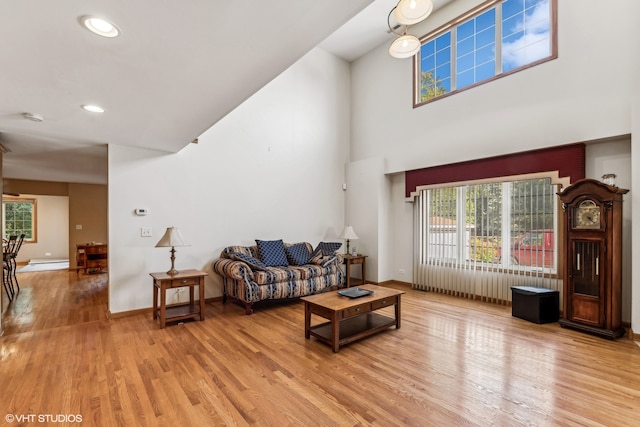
[1,271,640,426]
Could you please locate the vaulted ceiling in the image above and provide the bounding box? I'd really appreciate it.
[0,0,450,185]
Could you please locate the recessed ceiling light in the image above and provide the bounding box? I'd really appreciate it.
[80,16,120,38]
[82,105,105,113]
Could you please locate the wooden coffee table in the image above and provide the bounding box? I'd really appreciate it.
[301,284,404,352]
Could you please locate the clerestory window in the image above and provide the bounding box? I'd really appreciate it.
[415,0,557,106]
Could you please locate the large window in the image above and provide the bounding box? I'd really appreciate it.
[415,0,556,106]
[3,197,36,242]
[421,177,558,273]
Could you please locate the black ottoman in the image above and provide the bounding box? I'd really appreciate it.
[511,286,559,324]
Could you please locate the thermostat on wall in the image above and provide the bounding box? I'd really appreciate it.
[135,208,148,216]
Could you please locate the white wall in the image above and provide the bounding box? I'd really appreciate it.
[585,139,632,321]
[108,49,351,313]
[389,173,414,284]
[345,157,384,281]
[351,0,635,174]
[348,0,640,328]
[632,106,640,335]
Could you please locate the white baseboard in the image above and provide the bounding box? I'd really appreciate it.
[29,258,69,265]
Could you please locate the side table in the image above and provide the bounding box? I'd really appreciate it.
[150,269,207,328]
[343,254,367,288]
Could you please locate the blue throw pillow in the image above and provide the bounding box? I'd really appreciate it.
[255,239,289,267]
[229,252,268,271]
[311,241,343,258]
[285,243,311,266]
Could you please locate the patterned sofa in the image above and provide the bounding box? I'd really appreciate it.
[212,240,344,314]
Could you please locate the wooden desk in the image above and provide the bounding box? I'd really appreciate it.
[343,254,367,287]
[150,269,207,328]
[76,243,108,274]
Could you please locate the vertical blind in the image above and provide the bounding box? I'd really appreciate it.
[414,177,562,303]
[408,144,584,304]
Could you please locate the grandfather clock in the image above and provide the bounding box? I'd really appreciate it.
[557,178,627,339]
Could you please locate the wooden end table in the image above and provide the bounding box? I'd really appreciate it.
[150,269,207,328]
[301,284,404,352]
[343,254,367,287]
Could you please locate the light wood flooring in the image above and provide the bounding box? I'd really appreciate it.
[1,270,640,426]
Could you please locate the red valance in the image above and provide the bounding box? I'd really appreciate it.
[405,143,585,198]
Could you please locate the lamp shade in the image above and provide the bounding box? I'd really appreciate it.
[394,0,434,25]
[155,227,189,248]
[389,34,421,58]
[340,225,359,240]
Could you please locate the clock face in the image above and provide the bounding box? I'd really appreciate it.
[574,200,600,229]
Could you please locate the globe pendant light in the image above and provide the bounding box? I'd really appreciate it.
[387,0,433,59]
[389,34,421,58]
[394,0,434,25]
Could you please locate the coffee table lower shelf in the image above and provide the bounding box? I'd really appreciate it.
[308,312,397,349]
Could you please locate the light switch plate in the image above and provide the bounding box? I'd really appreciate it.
[141,227,152,237]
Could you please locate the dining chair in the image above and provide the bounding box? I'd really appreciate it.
[3,235,18,300]
[9,234,25,292]
[3,259,12,302]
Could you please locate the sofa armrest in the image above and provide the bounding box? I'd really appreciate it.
[212,258,254,281]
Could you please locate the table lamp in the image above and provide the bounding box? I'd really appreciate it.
[155,227,189,275]
[340,225,359,255]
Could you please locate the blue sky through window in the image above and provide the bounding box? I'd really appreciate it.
[502,0,551,71]
[417,0,553,104]
[456,8,496,89]
[420,32,451,94]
